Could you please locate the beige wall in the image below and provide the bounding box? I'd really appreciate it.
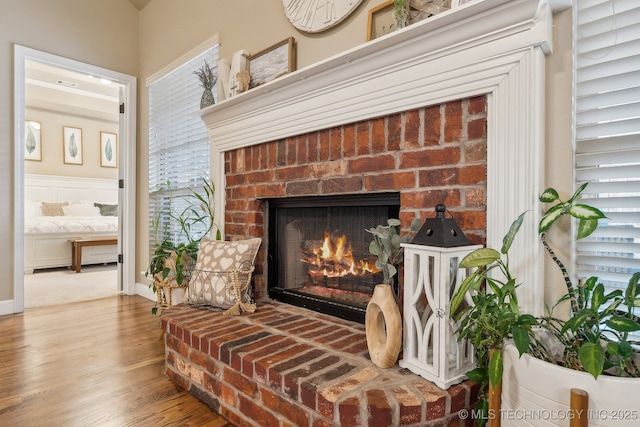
[545,7,574,312]
[0,0,138,302]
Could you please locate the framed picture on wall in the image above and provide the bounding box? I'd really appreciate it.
[100,131,117,168]
[25,120,42,161]
[63,126,83,165]
[367,0,396,41]
[248,37,296,89]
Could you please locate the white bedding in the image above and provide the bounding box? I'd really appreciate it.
[25,216,118,234]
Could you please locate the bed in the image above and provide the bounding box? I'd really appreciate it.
[24,174,119,274]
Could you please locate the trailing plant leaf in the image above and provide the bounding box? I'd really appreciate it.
[488,348,503,388]
[539,187,559,203]
[459,248,501,268]
[501,212,526,254]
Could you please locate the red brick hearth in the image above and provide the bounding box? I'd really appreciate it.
[223,97,488,301]
[161,97,488,426]
[162,301,479,426]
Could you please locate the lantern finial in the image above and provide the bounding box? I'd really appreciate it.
[410,204,471,247]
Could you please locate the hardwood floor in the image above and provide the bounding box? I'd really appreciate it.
[0,295,233,426]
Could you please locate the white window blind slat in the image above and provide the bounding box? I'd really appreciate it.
[577,85,640,111]
[576,101,640,125]
[576,117,640,140]
[577,133,639,152]
[576,164,640,182]
[574,0,640,302]
[577,69,640,96]
[576,147,640,166]
[148,45,218,252]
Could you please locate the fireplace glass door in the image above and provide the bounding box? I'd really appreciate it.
[267,193,400,322]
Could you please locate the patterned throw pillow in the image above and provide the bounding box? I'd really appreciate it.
[188,237,261,314]
[94,203,118,216]
[41,201,69,216]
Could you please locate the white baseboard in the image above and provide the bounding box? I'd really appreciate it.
[136,282,155,301]
[0,299,16,316]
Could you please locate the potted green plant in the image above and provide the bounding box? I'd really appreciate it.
[147,177,221,315]
[451,183,640,426]
[449,212,540,426]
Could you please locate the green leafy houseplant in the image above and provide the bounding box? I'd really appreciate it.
[536,184,640,379]
[147,178,221,315]
[450,183,640,425]
[450,212,540,425]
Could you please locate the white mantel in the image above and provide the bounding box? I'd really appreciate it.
[199,0,561,315]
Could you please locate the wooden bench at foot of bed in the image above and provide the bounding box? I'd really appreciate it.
[70,237,118,273]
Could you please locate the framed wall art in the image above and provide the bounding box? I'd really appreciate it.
[100,131,117,168]
[63,126,83,165]
[248,37,296,89]
[367,0,396,41]
[25,120,42,161]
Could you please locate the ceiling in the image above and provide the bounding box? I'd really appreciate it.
[129,0,152,11]
[25,60,120,122]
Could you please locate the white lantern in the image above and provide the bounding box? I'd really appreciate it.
[399,205,480,389]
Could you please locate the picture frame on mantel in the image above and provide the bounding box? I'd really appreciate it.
[63,126,83,165]
[100,131,117,168]
[367,0,396,41]
[25,120,42,161]
[247,37,296,89]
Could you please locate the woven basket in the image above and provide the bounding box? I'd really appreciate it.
[154,274,187,310]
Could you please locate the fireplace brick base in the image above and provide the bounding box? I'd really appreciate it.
[161,301,478,426]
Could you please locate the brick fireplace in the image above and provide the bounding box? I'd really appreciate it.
[171,0,558,425]
[224,98,488,319]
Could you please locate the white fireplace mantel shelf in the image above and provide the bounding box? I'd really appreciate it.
[199,0,560,316]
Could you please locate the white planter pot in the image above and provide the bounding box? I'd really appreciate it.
[502,343,640,426]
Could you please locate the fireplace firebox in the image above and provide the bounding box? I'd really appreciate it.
[267,193,400,323]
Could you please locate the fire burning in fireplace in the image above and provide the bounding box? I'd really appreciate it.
[267,193,400,322]
[301,230,380,279]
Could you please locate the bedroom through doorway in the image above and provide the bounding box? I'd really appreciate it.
[14,46,138,313]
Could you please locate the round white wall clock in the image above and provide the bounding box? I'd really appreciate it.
[282,0,365,33]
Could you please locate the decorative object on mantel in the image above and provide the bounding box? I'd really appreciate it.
[403,0,453,27]
[367,0,396,41]
[282,0,365,33]
[365,218,421,368]
[194,60,217,109]
[235,70,250,94]
[217,50,249,101]
[399,204,481,388]
[248,37,296,89]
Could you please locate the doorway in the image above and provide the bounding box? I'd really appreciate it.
[13,46,137,313]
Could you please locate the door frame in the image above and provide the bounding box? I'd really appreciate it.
[13,45,137,312]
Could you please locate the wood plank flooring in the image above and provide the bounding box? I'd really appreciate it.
[0,295,233,426]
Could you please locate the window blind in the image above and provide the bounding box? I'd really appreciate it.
[148,46,218,253]
[574,0,640,295]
